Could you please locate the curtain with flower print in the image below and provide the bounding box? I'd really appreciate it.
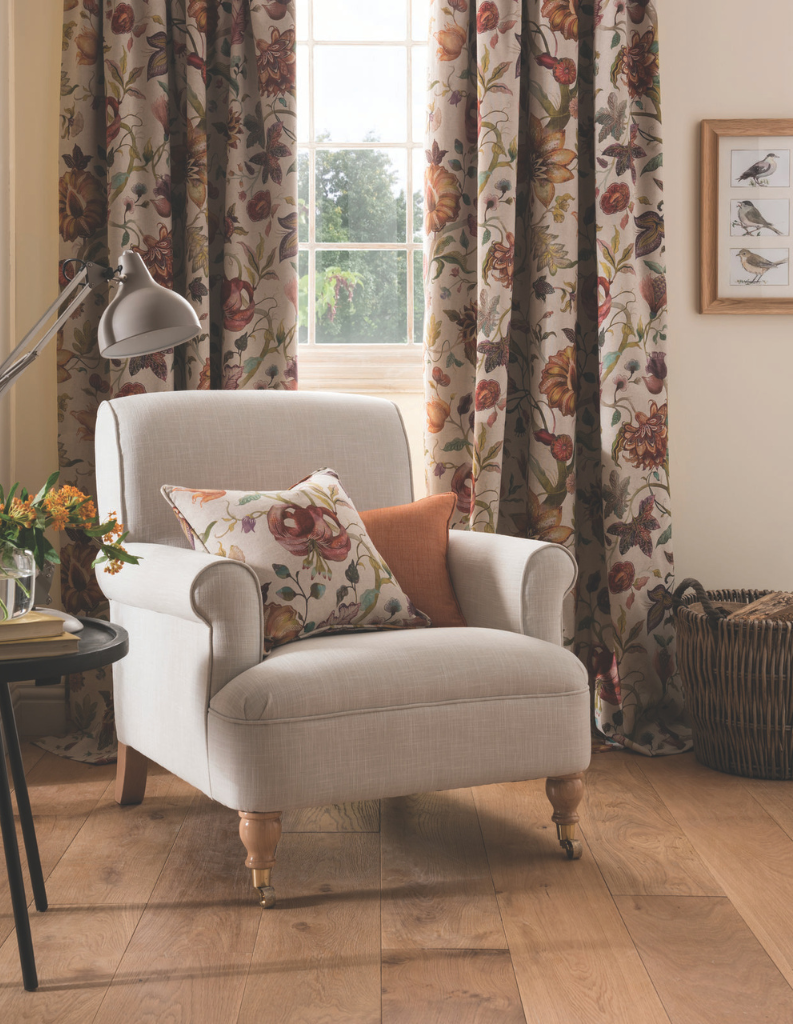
[424,0,686,755]
[51,0,297,762]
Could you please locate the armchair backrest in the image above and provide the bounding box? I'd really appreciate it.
[95,390,414,547]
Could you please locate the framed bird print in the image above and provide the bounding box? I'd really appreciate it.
[701,118,793,313]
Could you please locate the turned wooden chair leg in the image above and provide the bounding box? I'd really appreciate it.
[238,811,282,908]
[115,743,148,805]
[545,772,585,860]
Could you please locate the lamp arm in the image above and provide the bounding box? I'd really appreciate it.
[0,268,102,397]
[0,264,89,379]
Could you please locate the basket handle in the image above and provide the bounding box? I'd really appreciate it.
[672,578,729,626]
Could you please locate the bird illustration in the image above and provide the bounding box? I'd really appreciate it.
[737,153,779,185]
[736,200,783,236]
[735,248,788,283]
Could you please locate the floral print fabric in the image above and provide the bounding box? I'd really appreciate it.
[162,470,431,649]
[423,0,686,754]
[53,0,298,762]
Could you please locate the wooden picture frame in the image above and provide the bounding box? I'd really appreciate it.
[701,118,793,314]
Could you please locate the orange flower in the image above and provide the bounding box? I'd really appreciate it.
[600,182,631,215]
[475,379,501,411]
[433,23,466,61]
[424,163,460,234]
[614,29,658,99]
[75,27,98,65]
[550,434,574,462]
[541,0,579,40]
[187,0,218,35]
[526,490,573,544]
[132,224,173,287]
[58,168,104,242]
[256,27,296,97]
[7,498,36,528]
[476,2,499,32]
[247,190,272,222]
[483,233,515,288]
[553,57,577,85]
[618,402,668,471]
[539,345,577,416]
[528,114,575,208]
[181,488,227,507]
[426,397,451,434]
[263,603,303,647]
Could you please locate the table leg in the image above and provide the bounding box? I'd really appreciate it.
[0,717,37,990]
[0,682,47,911]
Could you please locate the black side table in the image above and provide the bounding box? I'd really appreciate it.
[0,618,128,991]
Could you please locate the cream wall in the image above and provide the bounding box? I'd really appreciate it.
[663,0,793,589]
[7,1,793,593]
[9,0,62,492]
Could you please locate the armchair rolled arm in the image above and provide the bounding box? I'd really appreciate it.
[99,542,264,694]
[447,531,577,646]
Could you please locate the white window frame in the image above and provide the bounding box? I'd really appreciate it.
[297,2,425,393]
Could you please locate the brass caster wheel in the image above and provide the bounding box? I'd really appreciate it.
[560,839,582,860]
[257,885,276,908]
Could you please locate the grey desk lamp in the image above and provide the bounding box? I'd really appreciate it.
[0,251,200,396]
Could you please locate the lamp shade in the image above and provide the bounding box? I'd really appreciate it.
[97,251,200,358]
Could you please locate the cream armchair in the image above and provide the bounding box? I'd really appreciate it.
[95,391,590,907]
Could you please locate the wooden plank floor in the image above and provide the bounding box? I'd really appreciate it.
[2,746,793,1022]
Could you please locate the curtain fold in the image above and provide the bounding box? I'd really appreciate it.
[424,0,685,755]
[52,0,297,761]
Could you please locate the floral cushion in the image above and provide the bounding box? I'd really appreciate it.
[161,469,431,651]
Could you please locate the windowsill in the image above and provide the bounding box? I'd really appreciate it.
[298,344,423,393]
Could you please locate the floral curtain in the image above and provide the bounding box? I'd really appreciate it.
[424,0,686,755]
[52,0,297,762]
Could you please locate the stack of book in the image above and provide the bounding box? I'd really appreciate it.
[0,611,79,661]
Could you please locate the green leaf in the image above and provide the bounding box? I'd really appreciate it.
[303,621,315,633]
[273,564,291,579]
[309,583,326,600]
[237,492,262,505]
[611,409,621,426]
[198,521,217,545]
[643,260,665,275]
[345,561,360,585]
[443,438,469,452]
[454,138,463,154]
[656,524,672,546]
[277,586,296,601]
[641,153,663,175]
[33,471,60,503]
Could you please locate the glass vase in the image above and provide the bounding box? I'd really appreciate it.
[0,544,36,620]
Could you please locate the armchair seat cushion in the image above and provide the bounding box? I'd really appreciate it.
[206,627,591,811]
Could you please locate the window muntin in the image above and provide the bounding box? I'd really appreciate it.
[297,2,427,374]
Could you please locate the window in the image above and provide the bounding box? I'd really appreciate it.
[296,1,427,391]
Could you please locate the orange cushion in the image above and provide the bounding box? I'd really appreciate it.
[360,493,467,628]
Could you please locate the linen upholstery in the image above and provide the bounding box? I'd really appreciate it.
[100,543,263,792]
[447,531,577,647]
[208,630,589,810]
[360,493,466,629]
[95,391,414,547]
[95,391,591,817]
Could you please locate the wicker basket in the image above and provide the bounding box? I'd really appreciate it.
[674,580,793,779]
